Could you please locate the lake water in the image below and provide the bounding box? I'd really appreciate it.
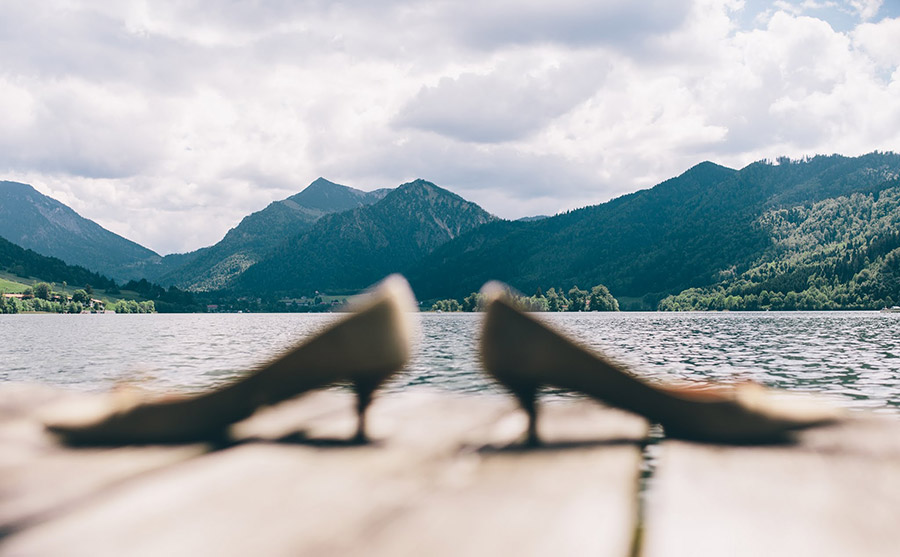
[2,312,899,413]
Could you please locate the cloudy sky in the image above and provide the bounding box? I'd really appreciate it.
[2,0,899,254]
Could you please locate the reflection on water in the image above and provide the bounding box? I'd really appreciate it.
[1,312,898,412]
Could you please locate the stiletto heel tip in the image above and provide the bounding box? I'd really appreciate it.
[352,427,368,444]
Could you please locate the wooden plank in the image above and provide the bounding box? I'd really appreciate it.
[0,384,209,536]
[0,384,350,537]
[642,414,900,557]
[348,400,647,557]
[0,391,507,556]
[1,390,647,557]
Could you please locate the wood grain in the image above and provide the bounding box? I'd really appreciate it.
[642,415,900,557]
[0,386,647,557]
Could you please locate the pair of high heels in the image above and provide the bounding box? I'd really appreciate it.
[46,276,840,446]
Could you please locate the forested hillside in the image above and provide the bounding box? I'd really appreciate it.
[659,180,900,310]
[408,153,900,308]
[0,235,118,291]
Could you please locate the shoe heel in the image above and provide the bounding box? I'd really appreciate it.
[507,380,540,446]
[351,376,380,443]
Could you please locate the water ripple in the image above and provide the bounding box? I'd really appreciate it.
[1,312,898,412]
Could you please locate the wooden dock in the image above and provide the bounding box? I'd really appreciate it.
[2,383,899,556]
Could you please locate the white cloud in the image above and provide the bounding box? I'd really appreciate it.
[722,12,900,154]
[853,17,900,67]
[394,51,609,143]
[1,0,898,254]
[848,0,883,20]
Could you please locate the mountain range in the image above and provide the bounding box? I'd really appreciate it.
[233,179,495,295]
[150,178,390,290]
[0,176,495,297]
[406,152,900,307]
[2,152,900,310]
[0,178,392,287]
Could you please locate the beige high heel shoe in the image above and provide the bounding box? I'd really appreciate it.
[478,282,842,445]
[46,274,417,445]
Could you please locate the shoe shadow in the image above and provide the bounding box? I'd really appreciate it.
[472,437,644,454]
[232,430,384,449]
[470,433,803,453]
[663,431,803,447]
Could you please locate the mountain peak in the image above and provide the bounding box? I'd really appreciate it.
[2,181,57,207]
[681,160,736,179]
[1,180,39,195]
[395,178,433,191]
[287,178,381,213]
[405,178,436,187]
[307,177,343,190]
[393,179,460,201]
[642,160,738,200]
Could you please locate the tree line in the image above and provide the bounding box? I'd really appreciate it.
[430,284,619,312]
[0,281,156,314]
[120,279,199,312]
